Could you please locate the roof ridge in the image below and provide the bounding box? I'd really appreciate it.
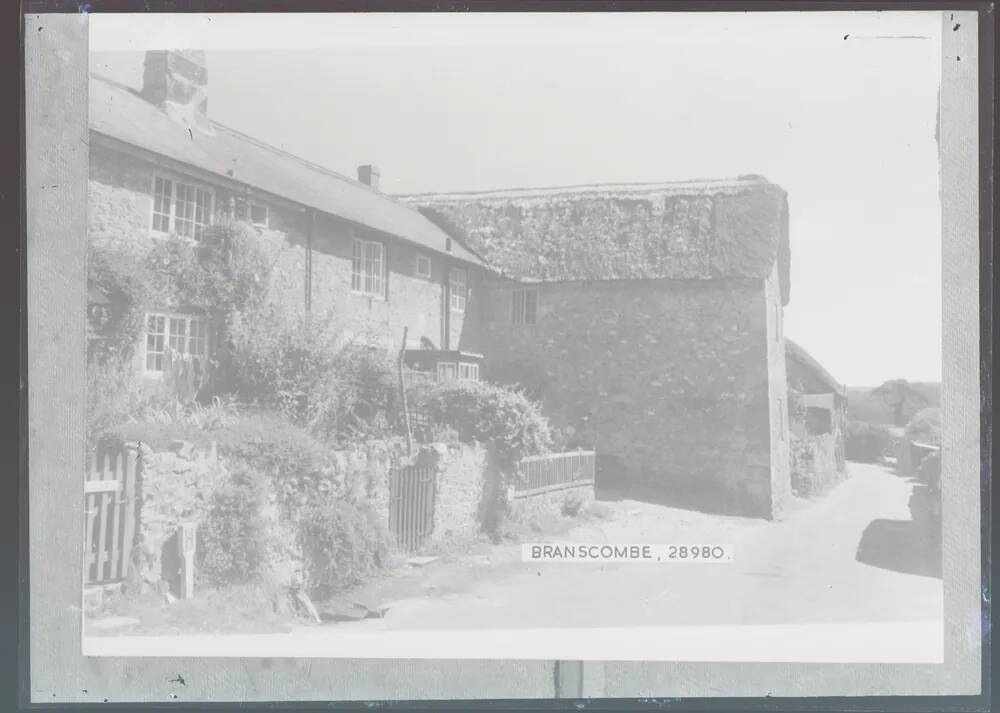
[90,72,394,203]
[395,175,772,199]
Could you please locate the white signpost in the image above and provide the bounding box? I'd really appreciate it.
[177,522,197,600]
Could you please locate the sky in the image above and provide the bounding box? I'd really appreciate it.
[90,12,944,387]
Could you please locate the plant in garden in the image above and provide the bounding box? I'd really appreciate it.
[196,468,272,586]
[297,497,393,599]
[415,379,554,464]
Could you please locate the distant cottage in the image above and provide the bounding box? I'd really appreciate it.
[88,49,817,519]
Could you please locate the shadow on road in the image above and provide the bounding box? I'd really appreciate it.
[855,518,942,579]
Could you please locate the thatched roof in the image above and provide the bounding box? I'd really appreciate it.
[786,339,845,396]
[399,176,790,304]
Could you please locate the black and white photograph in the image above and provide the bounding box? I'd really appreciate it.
[23,6,986,697]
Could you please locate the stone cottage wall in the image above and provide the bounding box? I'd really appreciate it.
[480,276,780,519]
[87,142,487,365]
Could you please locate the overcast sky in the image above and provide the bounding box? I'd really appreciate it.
[91,12,944,387]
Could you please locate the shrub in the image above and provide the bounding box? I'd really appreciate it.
[416,380,553,463]
[298,497,393,599]
[229,311,399,443]
[196,469,271,587]
[905,407,941,447]
[789,433,818,497]
[845,421,894,463]
[212,412,339,514]
[561,489,589,517]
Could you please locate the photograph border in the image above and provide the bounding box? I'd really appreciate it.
[21,3,992,705]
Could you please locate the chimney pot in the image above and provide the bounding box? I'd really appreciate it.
[357,165,381,190]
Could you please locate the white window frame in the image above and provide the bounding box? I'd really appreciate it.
[512,287,538,325]
[352,238,386,299]
[449,268,467,313]
[149,173,215,240]
[457,362,480,381]
[143,312,210,375]
[249,202,269,229]
[415,254,432,279]
[436,361,457,381]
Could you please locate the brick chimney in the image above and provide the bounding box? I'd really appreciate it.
[357,165,380,190]
[141,50,213,135]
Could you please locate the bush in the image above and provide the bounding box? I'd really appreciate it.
[905,407,941,447]
[298,497,393,599]
[845,421,894,463]
[212,412,339,514]
[229,311,399,443]
[196,469,271,587]
[416,380,553,463]
[561,489,589,517]
[789,433,818,497]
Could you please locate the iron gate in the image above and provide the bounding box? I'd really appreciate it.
[388,465,436,551]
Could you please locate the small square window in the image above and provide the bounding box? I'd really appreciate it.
[512,288,538,325]
[249,203,268,229]
[416,255,432,279]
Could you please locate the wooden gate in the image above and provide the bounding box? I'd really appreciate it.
[388,465,436,551]
[84,442,138,585]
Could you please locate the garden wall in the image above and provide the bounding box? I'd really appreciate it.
[134,440,228,587]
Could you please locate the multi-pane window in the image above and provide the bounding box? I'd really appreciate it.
[436,362,457,381]
[150,175,213,239]
[512,288,538,325]
[152,177,173,233]
[458,363,480,381]
[449,268,467,312]
[145,313,209,372]
[415,255,432,279]
[352,238,385,298]
[437,361,479,381]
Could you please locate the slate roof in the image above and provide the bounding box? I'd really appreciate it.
[399,177,790,304]
[786,339,846,397]
[88,74,486,267]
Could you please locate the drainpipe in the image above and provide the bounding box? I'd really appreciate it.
[442,265,451,351]
[305,210,314,313]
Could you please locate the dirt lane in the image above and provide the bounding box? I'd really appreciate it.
[329,462,942,632]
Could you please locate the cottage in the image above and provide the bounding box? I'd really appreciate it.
[402,180,792,518]
[785,339,848,476]
[87,50,491,381]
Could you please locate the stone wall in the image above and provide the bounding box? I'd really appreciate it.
[480,275,782,519]
[134,440,228,587]
[509,482,595,522]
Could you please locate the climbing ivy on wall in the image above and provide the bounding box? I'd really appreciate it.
[87,219,272,376]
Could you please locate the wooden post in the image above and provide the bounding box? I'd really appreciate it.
[177,522,197,600]
[398,327,413,456]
